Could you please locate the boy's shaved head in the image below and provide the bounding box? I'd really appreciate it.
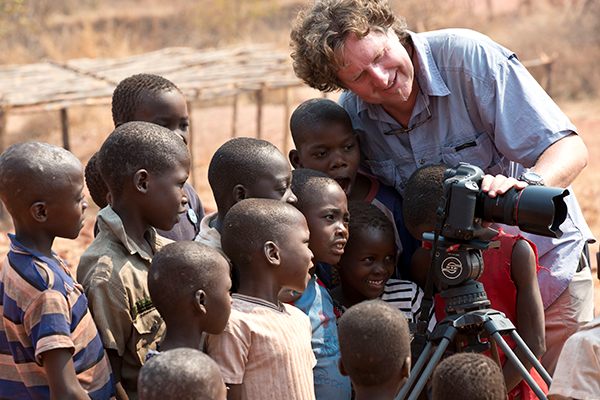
[291,168,340,210]
[221,198,303,267]
[290,98,353,148]
[85,151,109,209]
[432,353,507,400]
[403,163,450,231]
[0,142,81,214]
[208,137,288,209]
[112,73,179,126]
[138,348,226,400]
[148,241,227,324]
[338,300,410,386]
[98,121,189,199]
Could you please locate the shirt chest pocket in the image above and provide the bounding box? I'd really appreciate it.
[132,308,164,364]
[441,132,501,173]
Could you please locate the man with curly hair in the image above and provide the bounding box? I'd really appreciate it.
[290,0,594,376]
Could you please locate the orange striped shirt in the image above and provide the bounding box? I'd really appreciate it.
[205,294,316,400]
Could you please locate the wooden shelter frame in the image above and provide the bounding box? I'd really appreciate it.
[0,44,304,189]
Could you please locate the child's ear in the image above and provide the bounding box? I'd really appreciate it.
[338,357,349,377]
[264,241,281,266]
[288,149,303,169]
[402,356,411,379]
[30,202,47,222]
[232,184,247,203]
[134,169,150,194]
[194,289,207,314]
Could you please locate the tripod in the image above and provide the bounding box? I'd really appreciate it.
[396,280,552,400]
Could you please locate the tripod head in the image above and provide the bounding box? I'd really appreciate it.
[414,163,568,346]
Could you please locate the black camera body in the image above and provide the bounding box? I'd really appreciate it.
[423,162,569,295]
[442,163,569,241]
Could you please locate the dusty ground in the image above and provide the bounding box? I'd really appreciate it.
[0,89,598,312]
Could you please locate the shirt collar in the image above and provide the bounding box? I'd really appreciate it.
[7,233,75,292]
[96,206,158,261]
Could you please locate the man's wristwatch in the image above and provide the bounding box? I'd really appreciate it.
[518,172,545,186]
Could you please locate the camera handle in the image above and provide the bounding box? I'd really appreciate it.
[396,308,552,400]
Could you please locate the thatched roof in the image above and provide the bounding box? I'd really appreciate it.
[0,44,302,113]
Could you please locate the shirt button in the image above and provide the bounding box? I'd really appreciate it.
[419,159,426,165]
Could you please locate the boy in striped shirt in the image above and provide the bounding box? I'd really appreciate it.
[0,142,115,399]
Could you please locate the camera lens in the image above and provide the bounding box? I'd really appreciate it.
[477,186,569,238]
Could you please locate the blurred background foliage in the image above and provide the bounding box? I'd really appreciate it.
[0,0,599,100]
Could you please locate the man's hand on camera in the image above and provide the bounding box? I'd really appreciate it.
[480,174,528,227]
[481,174,528,198]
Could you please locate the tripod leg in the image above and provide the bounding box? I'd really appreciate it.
[406,337,452,400]
[490,332,548,400]
[509,330,552,387]
[396,341,435,400]
[404,326,458,400]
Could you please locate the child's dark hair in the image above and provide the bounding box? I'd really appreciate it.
[0,142,80,214]
[221,198,302,267]
[208,137,285,210]
[148,241,226,324]
[403,163,450,230]
[98,121,189,199]
[338,300,410,386]
[85,151,109,209]
[347,201,394,244]
[289,98,353,148]
[112,73,180,126]
[291,168,340,210]
[431,353,507,400]
[138,348,224,400]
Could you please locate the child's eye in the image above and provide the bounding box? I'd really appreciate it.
[325,214,334,220]
[313,151,327,158]
[343,216,350,224]
[343,144,355,152]
[362,257,374,262]
[384,255,395,262]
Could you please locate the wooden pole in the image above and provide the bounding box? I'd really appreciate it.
[283,86,293,155]
[60,108,70,150]
[256,86,265,139]
[545,61,553,98]
[231,94,238,139]
[0,105,9,154]
[0,105,8,221]
[187,101,196,189]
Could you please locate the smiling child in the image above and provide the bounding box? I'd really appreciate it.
[331,201,436,333]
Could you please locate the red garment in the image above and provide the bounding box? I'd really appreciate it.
[433,229,548,400]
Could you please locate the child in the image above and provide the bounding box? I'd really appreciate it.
[331,201,436,333]
[197,137,297,291]
[86,73,204,241]
[404,163,547,399]
[337,300,411,400]
[548,313,600,399]
[147,241,232,357]
[205,198,316,400]
[138,348,227,400]
[431,353,507,400]
[77,121,190,400]
[288,97,420,282]
[86,150,110,209]
[289,168,352,400]
[0,142,115,399]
